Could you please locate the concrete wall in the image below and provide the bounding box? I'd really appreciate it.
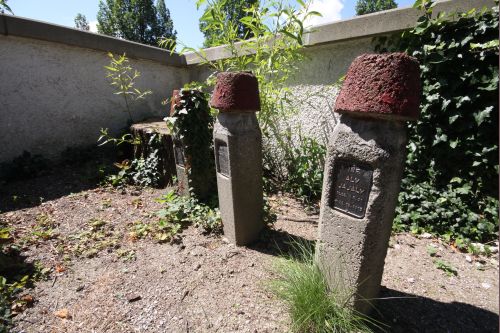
[0,0,493,164]
[0,15,188,164]
[186,0,494,146]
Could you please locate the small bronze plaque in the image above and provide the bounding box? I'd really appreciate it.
[216,141,229,177]
[174,142,185,167]
[330,160,373,219]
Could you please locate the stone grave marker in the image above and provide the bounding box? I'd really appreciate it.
[169,89,214,199]
[316,53,421,314]
[170,90,189,196]
[210,72,264,246]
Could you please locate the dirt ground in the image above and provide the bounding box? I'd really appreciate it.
[0,163,498,333]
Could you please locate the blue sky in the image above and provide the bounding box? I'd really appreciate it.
[7,0,414,49]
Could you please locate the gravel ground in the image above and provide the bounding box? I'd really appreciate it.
[0,164,498,333]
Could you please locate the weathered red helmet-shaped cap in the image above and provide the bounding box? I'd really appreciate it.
[335,53,421,121]
[169,90,181,116]
[210,71,261,112]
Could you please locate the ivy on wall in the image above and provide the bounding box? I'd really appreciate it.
[167,89,216,202]
[378,1,499,246]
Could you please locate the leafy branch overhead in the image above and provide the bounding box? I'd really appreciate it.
[0,0,12,14]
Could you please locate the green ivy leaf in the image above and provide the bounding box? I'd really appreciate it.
[473,106,493,125]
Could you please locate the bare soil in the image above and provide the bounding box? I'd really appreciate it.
[0,163,498,333]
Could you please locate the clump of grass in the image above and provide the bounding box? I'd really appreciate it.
[269,241,380,333]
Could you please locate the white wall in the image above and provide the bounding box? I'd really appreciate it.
[0,34,188,163]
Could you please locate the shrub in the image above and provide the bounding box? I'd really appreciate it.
[282,133,326,204]
[378,0,499,246]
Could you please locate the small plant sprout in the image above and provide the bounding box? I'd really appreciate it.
[426,244,438,257]
[104,53,152,123]
[433,259,458,277]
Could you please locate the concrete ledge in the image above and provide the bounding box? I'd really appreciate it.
[185,0,495,64]
[0,14,186,67]
[304,0,494,46]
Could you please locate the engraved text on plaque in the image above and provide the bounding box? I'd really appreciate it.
[174,142,185,167]
[216,141,230,177]
[330,160,373,218]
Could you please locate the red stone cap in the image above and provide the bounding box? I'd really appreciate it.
[335,53,421,121]
[169,89,181,116]
[210,72,261,112]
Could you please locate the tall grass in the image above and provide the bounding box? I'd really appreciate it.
[269,240,381,333]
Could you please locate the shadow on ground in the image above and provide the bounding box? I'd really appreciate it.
[253,229,499,333]
[0,148,117,213]
[249,227,315,257]
[372,287,499,333]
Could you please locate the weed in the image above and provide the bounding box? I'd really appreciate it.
[66,219,120,258]
[100,133,165,188]
[156,190,222,235]
[116,249,136,262]
[263,195,278,226]
[1,217,48,331]
[269,241,381,333]
[127,221,151,241]
[101,198,112,209]
[433,259,458,277]
[426,245,437,257]
[21,213,59,245]
[155,219,181,243]
[104,53,152,123]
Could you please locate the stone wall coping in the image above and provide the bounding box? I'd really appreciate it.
[0,0,493,67]
[184,0,494,65]
[0,13,186,67]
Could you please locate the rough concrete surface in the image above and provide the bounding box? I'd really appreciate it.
[213,112,263,246]
[317,114,408,314]
[210,72,261,112]
[335,53,421,120]
[0,35,188,164]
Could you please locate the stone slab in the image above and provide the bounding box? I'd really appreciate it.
[317,113,408,314]
[214,112,263,245]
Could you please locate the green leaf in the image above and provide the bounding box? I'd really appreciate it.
[473,106,493,126]
[448,115,459,124]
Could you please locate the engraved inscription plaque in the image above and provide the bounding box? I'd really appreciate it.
[330,160,373,218]
[216,141,229,177]
[174,142,185,167]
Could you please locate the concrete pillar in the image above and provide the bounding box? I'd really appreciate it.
[317,53,421,314]
[210,72,263,246]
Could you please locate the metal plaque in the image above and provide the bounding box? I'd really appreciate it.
[330,160,373,219]
[174,142,185,167]
[216,141,229,177]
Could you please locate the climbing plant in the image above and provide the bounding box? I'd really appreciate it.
[166,88,216,201]
[377,0,499,246]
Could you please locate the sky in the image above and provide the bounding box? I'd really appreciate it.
[7,0,415,49]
